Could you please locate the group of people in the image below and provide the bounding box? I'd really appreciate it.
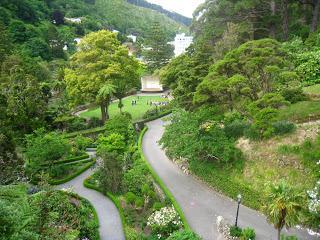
[147,101,169,106]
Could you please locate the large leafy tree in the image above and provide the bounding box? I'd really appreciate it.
[194,39,298,108]
[264,181,304,240]
[64,30,140,123]
[143,21,174,73]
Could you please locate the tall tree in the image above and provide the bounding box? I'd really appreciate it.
[264,181,304,240]
[143,21,173,73]
[64,30,140,123]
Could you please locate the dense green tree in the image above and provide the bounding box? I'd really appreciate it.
[264,181,304,240]
[98,150,123,194]
[65,30,140,123]
[194,39,298,107]
[143,21,174,73]
[0,56,48,133]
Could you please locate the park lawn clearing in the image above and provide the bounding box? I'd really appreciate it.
[278,100,320,123]
[80,95,168,121]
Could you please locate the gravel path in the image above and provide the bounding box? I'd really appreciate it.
[58,150,125,240]
[142,118,317,240]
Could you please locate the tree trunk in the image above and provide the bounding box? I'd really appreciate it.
[270,1,276,38]
[100,102,107,123]
[277,228,281,240]
[282,0,289,40]
[311,0,320,32]
[118,98,123,113]
[105,101,110,120]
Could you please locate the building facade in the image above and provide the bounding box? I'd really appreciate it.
[173,33,193,57]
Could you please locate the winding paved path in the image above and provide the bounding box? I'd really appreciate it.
[142,118,317,240]
[58,150,125,240]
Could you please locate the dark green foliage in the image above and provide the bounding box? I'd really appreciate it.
[224,120,250,139]
[282,88,307,104]
[98,151,123,194]
[123,161,149,194]
[53,115,87,132]
[88,117,103,128]
[0,185,99,240]
[105,114,135,141]
[125,192,137,205]
[0,200,16,240]
[143,21,174,73]
[25,129,71,168]
[271,121,296,136]
[160,109,240,164]
[229,226,242,237]
[166,230,201,240]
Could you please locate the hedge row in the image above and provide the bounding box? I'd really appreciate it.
[138,127,190,230]
[49,159,96,185]
[65,126,106,138]
[65,111,172,139]
[41,154,90,167]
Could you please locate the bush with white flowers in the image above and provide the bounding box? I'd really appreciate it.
[147,206,182,239]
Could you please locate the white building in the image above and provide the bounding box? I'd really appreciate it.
[141,75,163,92]
[173,33,193,57]
[127,34,137,43]
[64,17,82,24]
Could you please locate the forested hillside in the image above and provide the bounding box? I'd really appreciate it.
[127,0,192,26]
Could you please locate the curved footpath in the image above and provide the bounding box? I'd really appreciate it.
[58,150,125,240]
[142,118,317,240]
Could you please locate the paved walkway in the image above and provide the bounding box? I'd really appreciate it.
[58,150,125,240]
[142,118,317,240]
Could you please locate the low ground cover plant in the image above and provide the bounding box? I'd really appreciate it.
[0,184,99,240]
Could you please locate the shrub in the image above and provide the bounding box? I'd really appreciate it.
[135,197,144,208]
[282,88,307,103]
[97,133,126,154]
[0,200,16,240]
[72,135,93,154]
[98,151,123,194]
[241,227,256,240]
[147,206,182,239]
[122,163,148,194]
[224,120,250,139]
[105,114,134,140]
[88,117,103,128]
[166,230,201,240]
[229,226,242,237]
[272,121,296,136]
[25,129,71,170]
[125,192,137,205]
[53,115,87,132]
[280,235,298,240]
[153,202,163,211]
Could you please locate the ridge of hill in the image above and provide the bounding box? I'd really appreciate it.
[126,0,192,26]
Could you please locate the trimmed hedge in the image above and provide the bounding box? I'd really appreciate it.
[49,159,96,185]
[138,127,190,230]
[41,154,90,166]
[65,126,106,138]
[65,111,171,139]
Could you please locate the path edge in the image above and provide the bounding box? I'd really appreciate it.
[139,126,191,230]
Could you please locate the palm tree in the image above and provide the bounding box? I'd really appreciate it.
[264,180,304,240]
[97,83,116,123]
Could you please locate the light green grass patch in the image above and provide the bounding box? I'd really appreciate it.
[80,95,167,121]
[278,100,320,122]
[303,84,320,95]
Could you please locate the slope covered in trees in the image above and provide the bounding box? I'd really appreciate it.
[127,0,192,26]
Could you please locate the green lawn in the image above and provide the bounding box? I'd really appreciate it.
[303,84,320,95]
[80,95,168,121]
[278,100,320,122]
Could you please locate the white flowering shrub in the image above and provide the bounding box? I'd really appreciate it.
[147,206,182,239]
[308,180,320,214]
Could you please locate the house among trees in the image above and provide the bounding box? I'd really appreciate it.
[173,33,193,57]
[141,75,163,92]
